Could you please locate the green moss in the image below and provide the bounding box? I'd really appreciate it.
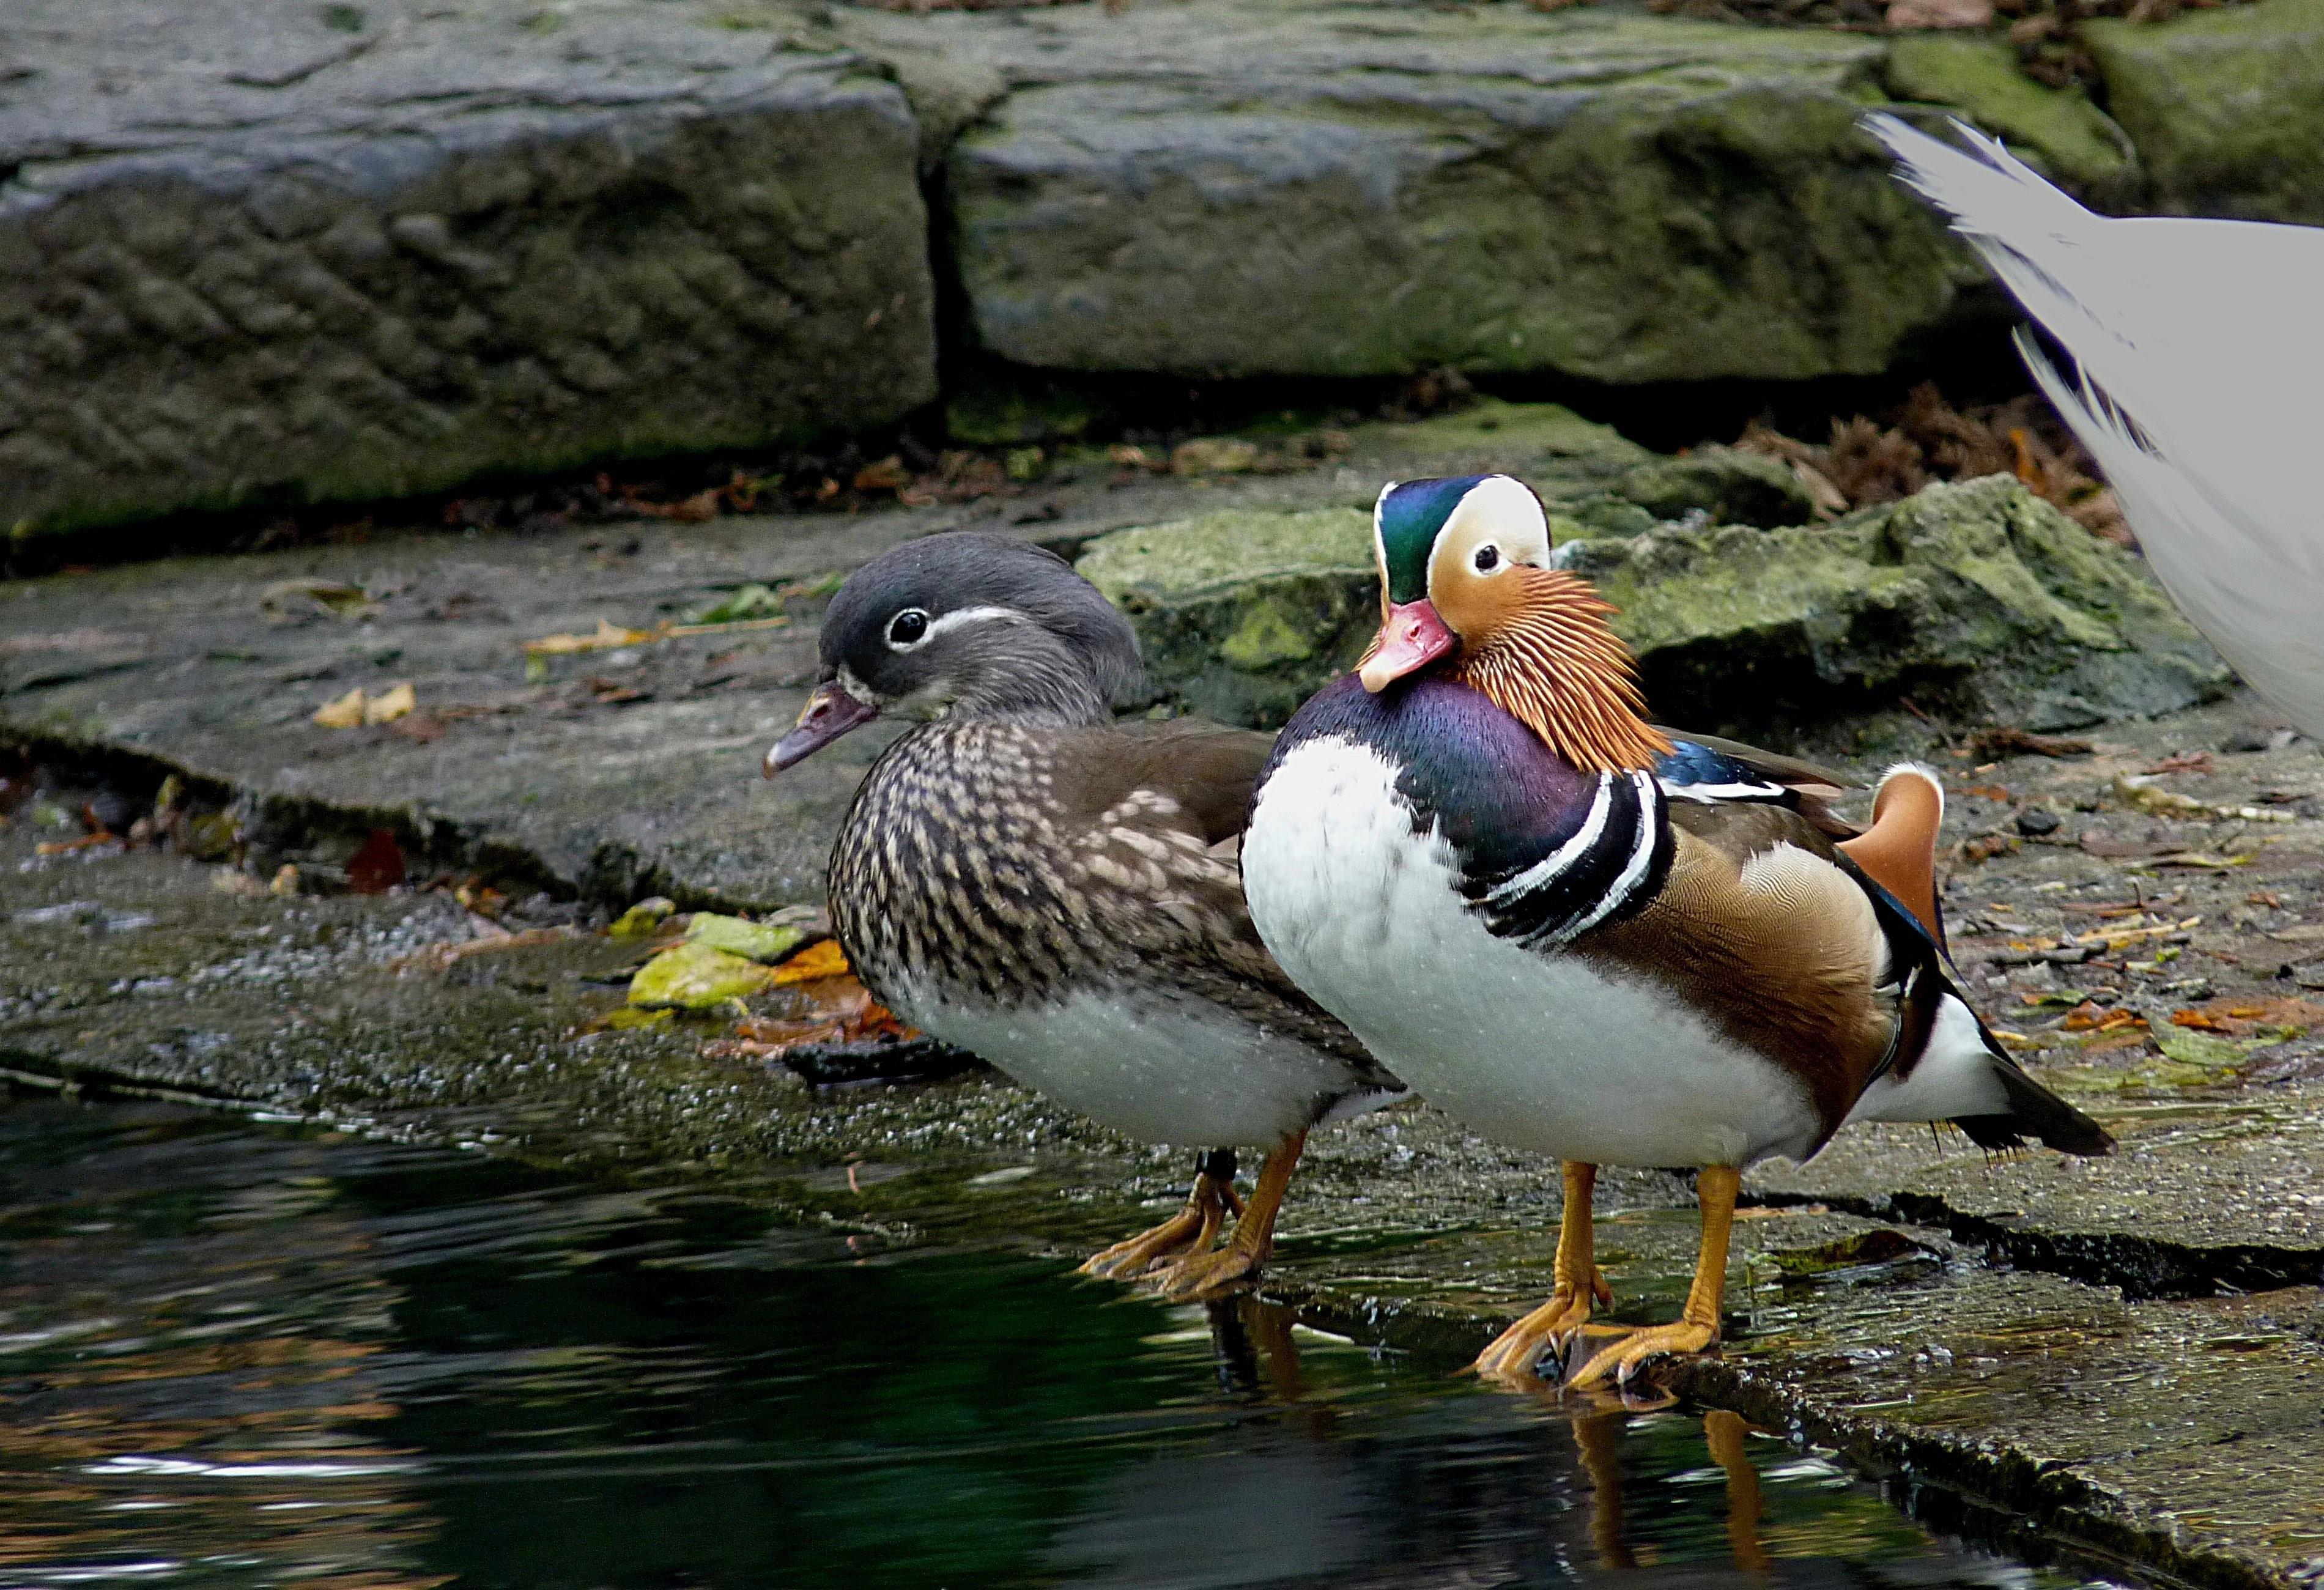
[1882,37,2132,198]
[1077,508,1371,608]
[1352,399,1652,471]
[1084,475,2226,734]
[2088,0,2324,222]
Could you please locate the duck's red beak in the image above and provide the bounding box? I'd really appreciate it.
[1360,600,1455,692]
[763,681,878,775]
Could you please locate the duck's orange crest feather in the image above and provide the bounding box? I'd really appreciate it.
[1454,568,1671,774]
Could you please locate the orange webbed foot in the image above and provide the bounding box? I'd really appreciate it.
[1078,1166,1237,1280]
[1564,1317,1719,1390]
[1470,1268,1614,1385]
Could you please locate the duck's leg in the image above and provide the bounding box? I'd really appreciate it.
[1568,1164,1739,1389]
[1704,1409,1770,1573]
[1472,1162,1615,1383]
[1149,1131,1306,1300]
[1078,1148,1245,1280]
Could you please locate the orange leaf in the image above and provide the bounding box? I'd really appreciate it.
[771,939,852,985]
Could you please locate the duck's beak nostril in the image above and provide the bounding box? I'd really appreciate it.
[763,681,878,776]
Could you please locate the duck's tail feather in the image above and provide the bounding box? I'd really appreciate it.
[1955,1057,2114,1157]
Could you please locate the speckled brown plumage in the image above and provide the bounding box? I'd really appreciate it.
[829,715,1380,1081]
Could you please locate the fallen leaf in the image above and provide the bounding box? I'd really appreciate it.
[346,829,406,894]
[261,579,374,621]
[854,456,910,494]
[608,897,679,940]
[390,925,576,974]
[1171,437,1263,476]
[1969,726,2093,760]
[313,687,368,728]
[686,912,812,964]
[2144,750,2214,776]
[363,681,415,725]
[628,941,775,1009]
[771,939,852,985]
[524,619,655,657]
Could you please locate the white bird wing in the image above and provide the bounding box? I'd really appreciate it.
[1863,112,2324,739]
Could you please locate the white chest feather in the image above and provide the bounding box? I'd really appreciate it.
[887,979,1386,1148]
[1243,738,1823,1168]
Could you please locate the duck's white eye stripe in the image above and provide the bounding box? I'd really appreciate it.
[921,605,1030,641]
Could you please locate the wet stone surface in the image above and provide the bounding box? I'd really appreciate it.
[3,682,2322,1586]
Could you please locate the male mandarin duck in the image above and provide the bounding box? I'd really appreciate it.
[1867,112,2324,741]
[1240,474,2111,1388]
[764,532,1402,1296]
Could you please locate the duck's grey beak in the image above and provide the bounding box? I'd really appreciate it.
[763,681,878,775]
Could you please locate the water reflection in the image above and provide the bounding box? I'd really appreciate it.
[0,1096,2127,1590]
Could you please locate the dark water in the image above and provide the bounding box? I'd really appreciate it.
[0,1096,2128,1590]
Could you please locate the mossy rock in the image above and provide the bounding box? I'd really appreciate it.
[1080,475,2229,735]
[1575,475,2230,735]
[1882,36,2134,203]
[2087,0,2324,223]
[915,2,1975,385]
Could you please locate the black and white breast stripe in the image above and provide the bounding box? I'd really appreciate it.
[1658,776,1789,804]
[1468,771,1673,949]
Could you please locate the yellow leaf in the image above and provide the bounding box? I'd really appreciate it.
[364,681,416,724]
[313,687,367,728]
[525,618,654,656]
[772,939,851,985]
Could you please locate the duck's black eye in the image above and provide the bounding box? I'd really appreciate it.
[886,608,930,648]
[1473,544,1500,573]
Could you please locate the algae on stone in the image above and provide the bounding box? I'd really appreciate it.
[1082,475,2229,734]
[916,1,1974,385]
[2087,0,2324,223]
[1079,508,1376,726]
[1882,37,2134,201]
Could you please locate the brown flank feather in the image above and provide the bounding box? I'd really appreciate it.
[1454,568,1671,774]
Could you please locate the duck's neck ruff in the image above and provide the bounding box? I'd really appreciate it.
[1449,569,1670,774]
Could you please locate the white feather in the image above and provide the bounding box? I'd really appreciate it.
[1863,112,2324,739]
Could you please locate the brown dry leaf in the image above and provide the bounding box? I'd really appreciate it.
[854,456,911,494]
[390,925,577,974]
[2144,750,2215,775]
[771,939,852,985]
[1170,438,1263,476]
[346,829,407,895]
[708,978,922,1060]
[1968,726,2094,759]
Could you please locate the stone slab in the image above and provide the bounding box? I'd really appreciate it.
[0,0,936,537]
[866,0,1979,383]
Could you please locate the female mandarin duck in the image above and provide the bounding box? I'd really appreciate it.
[1241,475,2111,1388]
[766,532,1402,1298]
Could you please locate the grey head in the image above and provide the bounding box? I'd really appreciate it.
[763,531,1142,775]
